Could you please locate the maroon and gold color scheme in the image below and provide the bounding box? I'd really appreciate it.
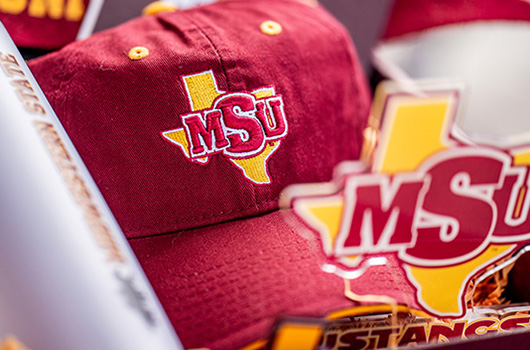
[29,1,371,349]
[269,305,530,350]
[284,81,530,319]
[161,70,288,185]
[0,0,90,49]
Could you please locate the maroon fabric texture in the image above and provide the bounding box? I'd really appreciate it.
[129,210,415,350]
[30,0,370,240]
[384,0,530,39]
[0,0,90,49]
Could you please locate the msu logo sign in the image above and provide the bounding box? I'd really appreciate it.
[283,82,530,318]
[161,70,288,185]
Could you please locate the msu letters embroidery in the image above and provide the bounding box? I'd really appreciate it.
[161,70,288,185]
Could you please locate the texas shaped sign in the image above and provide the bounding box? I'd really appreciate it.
[281,80,530,318]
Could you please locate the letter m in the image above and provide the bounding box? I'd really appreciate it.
[182,110,229,158]
[335,174,426,256]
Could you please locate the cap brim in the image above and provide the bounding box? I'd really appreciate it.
[129,209,416,350]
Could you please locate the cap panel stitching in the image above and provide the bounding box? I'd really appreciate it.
[126,197,279,237]
[165,9,262,223]
[181,11,232,91]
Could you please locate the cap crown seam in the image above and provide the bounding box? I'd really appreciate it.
[182,11,232,91]
[126,197,280,239]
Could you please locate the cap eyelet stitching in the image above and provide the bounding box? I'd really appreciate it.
[260,20,282,36]
[128,46,149,60]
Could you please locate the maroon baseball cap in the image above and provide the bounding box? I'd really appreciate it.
[27,1,406,348]
[0,0,90,49]
[384,0,530,39]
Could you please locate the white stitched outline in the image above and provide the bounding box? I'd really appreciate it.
[262,96,289,141]
[181,110,231,159]
[214,92,266,159]
[161,70,289,184]
[227,140,282,185]
[160,129,210,164]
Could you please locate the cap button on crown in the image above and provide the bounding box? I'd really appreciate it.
[260,20,282,35]
[128,46,150,60]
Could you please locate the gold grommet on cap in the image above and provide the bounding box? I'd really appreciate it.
[128,46,149,60]
[142,1,178,16]
[260,20,282,35]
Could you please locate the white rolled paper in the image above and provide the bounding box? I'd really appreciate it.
[0,22,183,350]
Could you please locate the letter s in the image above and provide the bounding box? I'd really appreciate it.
[404,150,508,265]
[215,93,265,158]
